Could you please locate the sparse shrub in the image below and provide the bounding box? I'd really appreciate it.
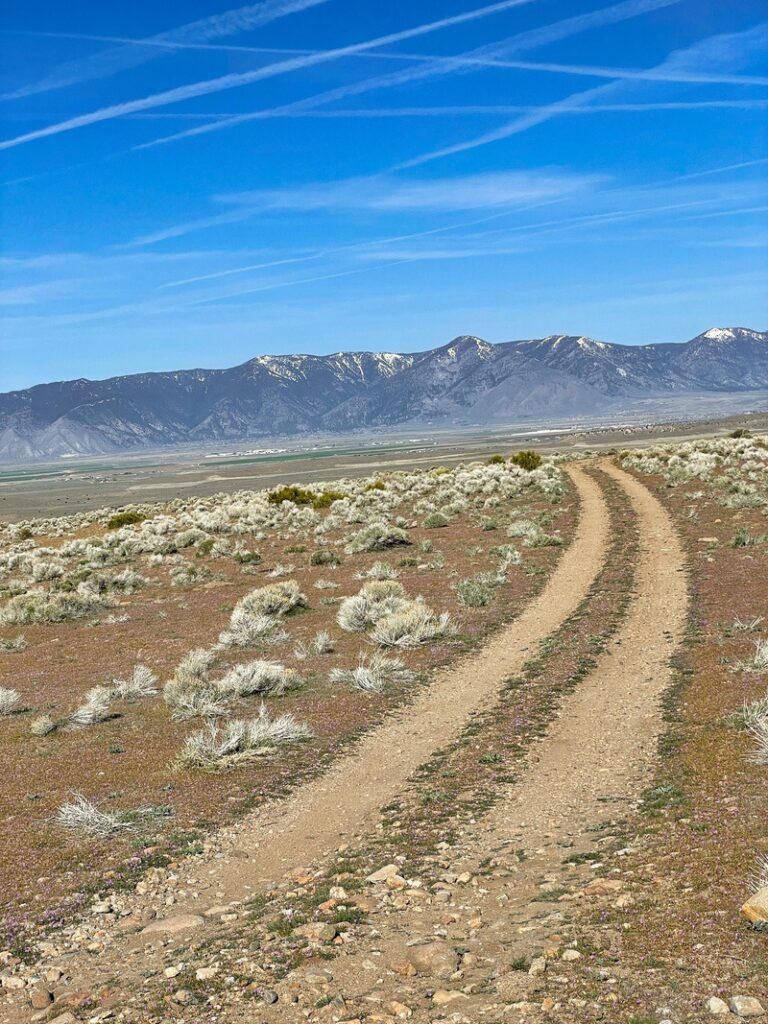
[294,631,333,659]
[0,589,105,625]
[173,647,217,686]
[345,522,411,554]
[111,664,158,702]
[0,687,20,716]
[364,480,386,491]
[238,580,307,617]
[357,561,399,580]
[70,686,113,727]
[486,454,505,465]
[313,578,339,590]
[0,634,26,652]
[267,562,295,578]
[337,581,407,632]
[232,544,261,564]
[738,639,768,673]
[330,652,414,693]
[107,510,146,530]
[371,602,455,648]
[456,576,495,608]
[174,707,312,770]
[510,450,542,471]
[31,714,60,736]
[217,660,301,699]
[217,608,289,649]
[311,489,346,509]
[310,549,341,566]
[54,793,135,838]
[424,512,449,529]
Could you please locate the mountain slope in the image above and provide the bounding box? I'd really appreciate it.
[0,328,765,461]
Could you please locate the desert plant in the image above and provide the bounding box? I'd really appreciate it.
[345,522,411,554]
[238,580,307,617]
[486,454,505,465]
[371,602,455,648]
[424,512,449,529]
[0,634,27,652]
[217,660,301,699]
[356,561,398,580]
[330,652,414,693]
[0,687,20,716]
[217,608,289,649]
[107,510,146,530]
[310,549,340,566]
[111,664,158,702]
[510,450,542,471]
[31,713,60,736]
[456,576,495,608]
[737,639,768,673]
[294,631,334,659]
[337,581,407,632]
[0,589,105,625]
[175,707,312,770]
[70,686,113,727]
[54,793,136,838]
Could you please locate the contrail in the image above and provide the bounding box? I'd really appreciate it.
[0,0,538,151]
[136,0,687,150]
[1,0,332,101]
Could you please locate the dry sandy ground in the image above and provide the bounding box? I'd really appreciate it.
[0,461,693,1022]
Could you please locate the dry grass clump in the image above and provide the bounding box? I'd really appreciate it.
[217,660,301,699]
[164,648,227,719]
[736,638,768,673]
[293,630,333,659]
[0,634,27,652]
[0,589,105,625]
[371,602,455,648]
[174,706,312,771]
[330,652,414,693]
[54,793,136,838]
[239,580,307,616]
[345,522,411,554]
[111,664,158,702]
[337,581,408,632]
[0,687,20,716]
[70,686,113,727]
[217,608,289,649]
[456,576,495,608]
[31,714,60,736]
[356,561,399,580]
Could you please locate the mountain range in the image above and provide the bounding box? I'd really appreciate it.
[1,327,765,462]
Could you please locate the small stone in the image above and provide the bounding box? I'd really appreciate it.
[729,996,766,1018]
[432,990,468,1006]
[261,989,279,1005]
[141,913,205,935]
[387,1000,413,1018]
[44,968,63,984]
[367,864,400,883]
[528,957,547,977]
[195,966,219,981]
[561,949,581,962]
[172,989,194,1005]
[1,976,25,990]
[706,997,731,1015]
[406,941,459,980]
[29,988,54,1009]
[294,922,338,943]
[48,1015,78,1024]
[583,879,624,896]
[741,887,768,925]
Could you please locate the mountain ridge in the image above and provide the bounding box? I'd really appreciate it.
[1,327,765,462]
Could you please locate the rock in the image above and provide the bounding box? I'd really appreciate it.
[44,968,63,984]
[195,966,219,981]
[29,988,54,1009]
[561,949,581,962]
[141,913,205,935]
[1,976,25,989]
[729,996,766,1018]
[367,864,400,883]
[386,875,407,890]
[528,957,547,977]
[204,905,231,918]
[172,989,195,1005]
[741,887,768,924]
[390,961,417,978]
[48,1015,77,1024]
[294,922,338,942]
[387,1000,413,1018]
[432,990,468,1006]
[405,941,459,979]
[583,879,625,896]
[261,989,279,1004]
[706,997,731,1015]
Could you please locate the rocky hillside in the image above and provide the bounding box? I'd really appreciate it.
[0,327,765,461]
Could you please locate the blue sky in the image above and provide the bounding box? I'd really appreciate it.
[1,0,766,391]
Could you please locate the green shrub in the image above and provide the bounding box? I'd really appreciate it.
[510,450,542,471]
[267,485,315,506]
[311,489,346,509]
[310,549,341,566]
[107,510,146,530]
[364,480,386,491]
[424,512,449,529]
[486,453,505,465]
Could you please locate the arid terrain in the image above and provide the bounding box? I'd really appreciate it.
[0,434,766,1024]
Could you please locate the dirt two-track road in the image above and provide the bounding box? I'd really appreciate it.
[1,459,689,1023]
